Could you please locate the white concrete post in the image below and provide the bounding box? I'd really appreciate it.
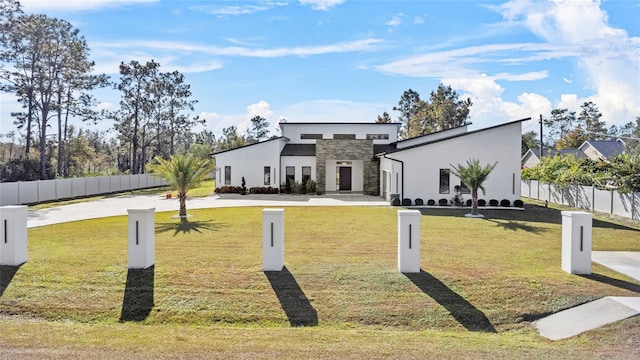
[561,211,592,274]
[127,208,155,269]
[0,205,28,266]
[263,208,284,271]
[398,210,421,273]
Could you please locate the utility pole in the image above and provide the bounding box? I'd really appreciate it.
[539,114,543,156]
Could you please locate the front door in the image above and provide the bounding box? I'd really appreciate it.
[338,167,352,191]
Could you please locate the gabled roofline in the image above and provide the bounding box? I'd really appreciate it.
[394,122,472,145]
[211,136,287,156]
[279,122,402,126]
[379,118,530,155]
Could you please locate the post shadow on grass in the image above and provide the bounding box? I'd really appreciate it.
[120,265,154,322]
[0,265,21,298]
[579,273,640,293]
[404,270,496,333]
[264,266,318,327]
[155,218,227,236]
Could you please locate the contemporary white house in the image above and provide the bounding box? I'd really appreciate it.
[213,118,528,203]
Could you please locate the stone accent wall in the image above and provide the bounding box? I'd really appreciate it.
[316,139,379,195]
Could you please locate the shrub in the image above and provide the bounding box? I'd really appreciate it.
[305,180,316,194]
[438,198,448,206]
[391,198,401,206]
[466,199,472,207]
[427,199,435,206]
[489,199,499,206]
[249,186,279,194]
[500,199,511,207]
[402,198,412,206]
[415,198,424,206]
[241,177,248,195]
[215,186,243,194]
[514,199,524,207]
[478,199,486,206]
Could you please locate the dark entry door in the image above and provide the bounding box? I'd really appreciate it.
[339,167,352,191]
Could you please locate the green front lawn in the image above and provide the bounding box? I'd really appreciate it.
[0,204,638,359]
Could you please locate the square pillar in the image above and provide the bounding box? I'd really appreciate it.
[0,206,28,266]
[127,208,155,269]
[398,210,421,273]
[561,211,592,274]
[263,209,284,272]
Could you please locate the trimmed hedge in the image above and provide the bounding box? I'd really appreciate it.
[415,198,424,206]
[500,199,511,207]
[215,186,243,194]
[391,198,401,206]
[427,199,435,206]
[489,199,499,207]
[249,186,279,194]
[438,198,448,206]
[466,199,472,207]
[478,199,486,206]
[402,198,412,206]
[514,199,524,207]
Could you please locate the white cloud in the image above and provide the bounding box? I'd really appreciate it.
[386,16,402,28]
[20,0,158,11]
[95,102,114,111]
[96,38,382,59]
[376,0,639,127]
[413,16,424,25]
[493,0,640,125]
[190,2,288,17]
[299,0,345,11]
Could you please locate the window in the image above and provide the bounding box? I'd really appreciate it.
[366,134,389,140]
[302,166,311,184]
[224,166,231,185]
[301,134,323,139]
[286,166,295,185]
[264,166,271,185]
[459,181,470,194]
[439,169,450,194]
[333,134,356,140]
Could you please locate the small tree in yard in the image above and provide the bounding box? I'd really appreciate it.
[450,159,497,217]
[147,154,215,219]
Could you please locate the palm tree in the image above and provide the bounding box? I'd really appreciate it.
[450,159,497,217]
[147,154,215,219]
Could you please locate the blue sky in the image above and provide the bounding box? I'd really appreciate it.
[4,0,640,139]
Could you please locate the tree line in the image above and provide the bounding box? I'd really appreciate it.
[0,0,209,181]
[521,101,640,156]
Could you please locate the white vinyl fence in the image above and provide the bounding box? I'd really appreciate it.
[521,180,639,220]
[0,174,167,206]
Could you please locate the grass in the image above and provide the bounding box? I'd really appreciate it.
[0,203,639,359]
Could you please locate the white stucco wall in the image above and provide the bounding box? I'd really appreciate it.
[280,156,317,185]
[380,157,403,201]
[279,123,400,144]
[213,139,285,189]
[395,125,468,150]
[380,122,522,203]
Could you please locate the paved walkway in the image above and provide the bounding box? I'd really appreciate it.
[27,193,389,228]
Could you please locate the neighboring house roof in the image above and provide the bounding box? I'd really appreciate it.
[281,144,315,156]
[521,147,586,164]
[380,118,530,155]
[279,122,402,126]
[211,137,286,156]
[579,140,625,159]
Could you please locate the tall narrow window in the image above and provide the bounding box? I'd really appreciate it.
[225,166,231,185]
[439,169,450,194]
[286,166,295,185]
[459,181,470,194]
[264,166,271,185]
[302,166,311,184]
